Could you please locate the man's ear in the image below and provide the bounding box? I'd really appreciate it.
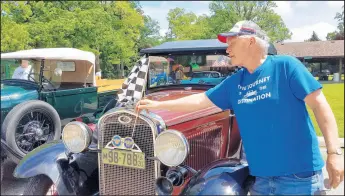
[249,37,256,45]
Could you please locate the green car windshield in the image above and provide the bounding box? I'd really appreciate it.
[1,59,62,90]
[148,54,239,88]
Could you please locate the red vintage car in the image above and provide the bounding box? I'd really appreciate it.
[12,39,277,195]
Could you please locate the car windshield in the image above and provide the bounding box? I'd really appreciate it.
[1,59,62,89]
[148,54,238,87]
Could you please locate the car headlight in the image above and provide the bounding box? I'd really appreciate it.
[154,130,189,167]
[62,121,92,153]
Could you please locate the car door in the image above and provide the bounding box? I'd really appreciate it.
[41,86,98,126]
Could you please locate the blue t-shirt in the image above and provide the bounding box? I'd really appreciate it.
[205,55,324,177]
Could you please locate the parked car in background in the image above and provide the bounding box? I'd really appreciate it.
[180,71,225,85]
[13,39,277,195]
[312,69,331,80]
[0,48,119,182]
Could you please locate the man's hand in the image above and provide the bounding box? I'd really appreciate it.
[136,99,160,113]
[326,154,344,189]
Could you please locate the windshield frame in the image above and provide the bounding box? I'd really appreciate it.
[1,59,58,92]
[145,50,231,93]
[1,59,44,84]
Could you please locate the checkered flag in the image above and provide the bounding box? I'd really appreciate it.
[117,56,150,107]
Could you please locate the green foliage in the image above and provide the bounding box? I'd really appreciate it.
[1,1,31,52]
[165,1,291,43]
[326,6,344,41]
[1,1,294,78]
[326,31,344,40]
[166,8,211,40]
[137,15,162,51]
[207,1,292,42]
[335,5,344,33]
[1,1,145,79]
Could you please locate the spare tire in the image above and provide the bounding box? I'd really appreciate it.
[1,100,61,163]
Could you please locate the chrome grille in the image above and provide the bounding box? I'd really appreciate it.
[184,127,222,171]
[98,111,158,195]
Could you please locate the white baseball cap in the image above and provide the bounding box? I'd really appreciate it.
[217,20,269,43]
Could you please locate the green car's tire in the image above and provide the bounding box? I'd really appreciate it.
[1,100,61,163]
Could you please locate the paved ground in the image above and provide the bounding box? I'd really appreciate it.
[1,159,28,195]
[1,147,344,195]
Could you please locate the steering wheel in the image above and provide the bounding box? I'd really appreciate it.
[28,73,57,89]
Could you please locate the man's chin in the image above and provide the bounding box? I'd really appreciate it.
[231,62,241,67]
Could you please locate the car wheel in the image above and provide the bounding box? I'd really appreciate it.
[22,175,57,195]
[1,100,61,163]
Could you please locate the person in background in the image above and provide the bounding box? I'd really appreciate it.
[96,68,102,79]
[12,60,33,80]
[175,65,185,83]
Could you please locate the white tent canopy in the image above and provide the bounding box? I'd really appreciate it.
[1,48,95,65]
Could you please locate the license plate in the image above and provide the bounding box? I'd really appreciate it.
[102,148,146,169]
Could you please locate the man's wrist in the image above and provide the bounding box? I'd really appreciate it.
[327,147,343,155]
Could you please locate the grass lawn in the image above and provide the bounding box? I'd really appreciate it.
[307,83,344,138]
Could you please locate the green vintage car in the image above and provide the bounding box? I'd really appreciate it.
[0,48,118,167]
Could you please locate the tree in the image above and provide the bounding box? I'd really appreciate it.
[335,5,344,33]
[326,31,344,40]
[326,6,344,40]
[166,8,211,40]
[137,15,162,51]
[305,31,321,42]
[1,1,31,52]
[207,1,292,42]
[1,1,144,79]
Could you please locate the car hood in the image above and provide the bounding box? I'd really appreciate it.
[145,90,221,126]
[1,83,38,109]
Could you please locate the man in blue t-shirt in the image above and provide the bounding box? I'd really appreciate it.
[136,21,344,195]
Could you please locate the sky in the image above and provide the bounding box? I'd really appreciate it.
[140,1,344,42]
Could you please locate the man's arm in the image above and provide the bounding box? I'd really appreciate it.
[288,56,344,189]
[137,76,233,113]
[304,89,340,153]
[305,89,344,189]
[137,93,215,113]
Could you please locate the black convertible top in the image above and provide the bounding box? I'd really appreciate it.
[140,39,277,55]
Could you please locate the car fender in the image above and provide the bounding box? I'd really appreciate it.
[13,140,67,182]
[181,159,252,195]
[14,140,99,195]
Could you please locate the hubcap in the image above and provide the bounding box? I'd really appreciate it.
[24,121,44,137]
[15,110,54,154]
